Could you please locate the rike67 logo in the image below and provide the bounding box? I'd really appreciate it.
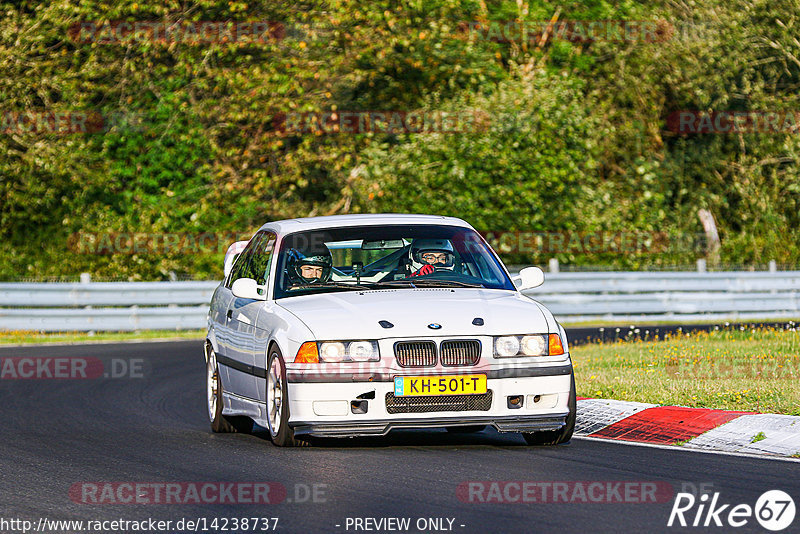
[668,490,795,531]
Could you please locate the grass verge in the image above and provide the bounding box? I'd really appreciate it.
[0,329,205,345]
[571,326,800,415]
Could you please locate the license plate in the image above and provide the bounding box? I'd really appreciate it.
[393,374,487,397]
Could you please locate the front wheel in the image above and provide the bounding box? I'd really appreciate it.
[207,348,253,433]
[522,374,576,446]
[266,347,304,447]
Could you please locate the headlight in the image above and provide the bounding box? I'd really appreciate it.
[494,336,520,357]
[493,334,560,357]
[317,340,380,362]
[319,342,347,362]
[348,340,380,361]
[520,335,547,356]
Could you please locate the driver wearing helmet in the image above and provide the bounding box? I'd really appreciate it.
[286,246,333,287]
[408,238,456,277]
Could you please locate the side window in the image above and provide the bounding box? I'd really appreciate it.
[225,232,263,288]
[244,232,276,286]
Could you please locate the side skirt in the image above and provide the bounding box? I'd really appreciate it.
[222,390,269,429]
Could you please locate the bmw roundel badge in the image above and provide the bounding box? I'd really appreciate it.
[427,323,442,330]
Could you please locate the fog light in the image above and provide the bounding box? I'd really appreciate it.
[351,400,368,414]
[507,395,523,409]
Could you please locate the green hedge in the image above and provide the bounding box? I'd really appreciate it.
[1,0,798,279]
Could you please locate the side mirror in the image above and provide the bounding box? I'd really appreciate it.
[231,277,267,301]
[513,266,545,291]
[224,240,249,278]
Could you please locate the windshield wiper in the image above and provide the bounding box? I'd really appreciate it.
[373,279,417,288]
[295,281,377,290]
[375,279,484,288]
[414,279,485,288]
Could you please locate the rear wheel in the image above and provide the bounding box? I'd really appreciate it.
[266,347,304,447]
[522,374,576,446]
[207,348,253,433]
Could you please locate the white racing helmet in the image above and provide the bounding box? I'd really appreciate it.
[409,238,456,272]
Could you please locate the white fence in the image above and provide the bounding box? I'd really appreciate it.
[1,271,799,331]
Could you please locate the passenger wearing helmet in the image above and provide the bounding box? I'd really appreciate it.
[408,238,456,277]
[286,246,333,286]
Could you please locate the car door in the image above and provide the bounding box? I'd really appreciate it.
[226,231,276,401]
[216,232,261,398]
[213,240,252,395]
[245,234,278,403]
[208,284,233,384]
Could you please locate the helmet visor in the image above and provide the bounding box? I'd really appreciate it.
[415,250,455,267]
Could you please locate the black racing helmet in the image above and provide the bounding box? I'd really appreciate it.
[286,246,333,284]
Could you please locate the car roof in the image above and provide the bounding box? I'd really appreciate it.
[258,214,474,234]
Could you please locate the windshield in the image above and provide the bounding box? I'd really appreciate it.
[273,224,514,299]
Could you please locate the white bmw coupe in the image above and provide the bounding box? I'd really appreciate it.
[205,214,575,446]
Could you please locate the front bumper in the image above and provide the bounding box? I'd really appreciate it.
[287,370,572,437]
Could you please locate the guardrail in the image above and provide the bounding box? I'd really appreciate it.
[0,281,218,331]
[523,270,800,323]
[1,270,799,331]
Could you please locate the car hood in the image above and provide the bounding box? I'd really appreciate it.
[276,288,552,340]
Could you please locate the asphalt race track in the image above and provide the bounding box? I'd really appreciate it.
[564,321,799,346]
[1,341,798,534]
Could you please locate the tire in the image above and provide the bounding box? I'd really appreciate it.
[266,347,304,447]
[207,347,253,434]
[445,425,487,433]
[522,373,576,446]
